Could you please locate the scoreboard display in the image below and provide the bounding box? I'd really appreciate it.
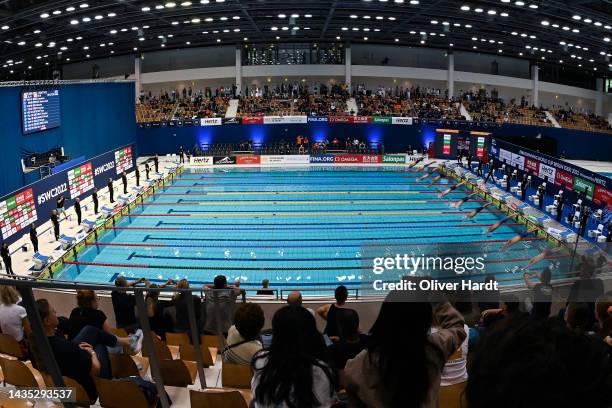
[0,188,37,240]
[114,146,133,175]
[434,129,491,160]
[22,89,61,135]
[68,162,94,199]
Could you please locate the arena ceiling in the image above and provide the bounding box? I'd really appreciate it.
[0,0,610,77]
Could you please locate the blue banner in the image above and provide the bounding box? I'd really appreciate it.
[307,116,329,123]
[0,144,135,246]
[310,154,335,163]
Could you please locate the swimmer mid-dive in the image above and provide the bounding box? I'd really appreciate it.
[407,157,425,168]
[439,181,467,197]
[500,227,539,251]
[428,173,445,186]
[484,213,517,233]
[412,160,436,172]
[453,192,479,208]
[527,247,563,266]
[463,202,494,220]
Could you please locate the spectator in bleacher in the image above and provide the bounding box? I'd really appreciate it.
[111,276,145,333]
[595,294,612,344]
[564,302,590,333]
[328,308,367,370]
[29,223,38,253]
[523,267,553,318]
[171,278,202,334]
[1,243,13,276]
[565,257,604,330]
[287,291,315,317]
[465,315,612,408]
[204,275,238,336]
[0,286,28,355]
[344,290,466,408]
[316,285,348,341]
[33,299,142,403]
[252,305,336,408]
[256,279,274,295]
[223,303,265,366]
[476,274,500,312]
[145,280,174,340]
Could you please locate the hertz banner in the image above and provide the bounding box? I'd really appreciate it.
[0,144,136,245]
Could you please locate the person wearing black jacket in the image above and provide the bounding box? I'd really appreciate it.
[144,162,150,180]
[74,198,82,225]
[520,181,527,201]
[121,171,128,194]
[607,222,612,242]
[154,154,159,173]
[466,153,472,170]
[107,178,114,203]
[537,184,545,210]
[1,242,13,275]
[30,223,38,253]
[556,194,565,222]
[92,188,99,215]
[135,167,140,187]
[579,207,590,237]
[51,209,60,240]
[477,158,483,176]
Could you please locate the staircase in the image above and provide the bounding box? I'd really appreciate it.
[545,111,561,128]
[225,99,239,118]
[459,103,472,121]
[346,98,358,116]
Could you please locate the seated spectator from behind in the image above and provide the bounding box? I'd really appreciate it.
[316,285,348,341]
[476,274,500,312]
[287,290,315,317]
[252,306,336,408]
[595,294,612,345]
[0,286,29,356]
[32,299,143,403]
[344,290,466,408]
[480,294,523,328]
[146,280,174,340]
[171,279,201,333]
[223,303,265,365]
[204,275,238,336]
[432,309,469,387]
[466,315,612,408]
[111,276,145,333]
[524,266,553,318]
[256,279,274,295]
[564,302,591,334]
[68,290,117,341]
[328,308,367,370]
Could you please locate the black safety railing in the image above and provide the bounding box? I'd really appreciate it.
[0,275,257,408]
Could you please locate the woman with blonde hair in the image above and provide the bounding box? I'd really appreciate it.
[0,285,29,356]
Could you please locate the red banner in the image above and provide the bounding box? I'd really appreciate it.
[361,155,382,163]
[352,116,372,124]
[334,154,382,163]
[236,155,261,165]
[329,116,353,124]
[554,169,574,190]
[524,158,539,175]
[241,116,264,124]
[594,185,612,209]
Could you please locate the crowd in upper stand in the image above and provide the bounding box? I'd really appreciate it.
[1,262,611,407]
[134,83,612,134]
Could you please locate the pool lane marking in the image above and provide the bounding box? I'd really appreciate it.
[139,199,486,206]
[151,191,467,196]
[107,223,521,232]
[126,210,504,217]
[171,180,439,185]
[86,237,543,249]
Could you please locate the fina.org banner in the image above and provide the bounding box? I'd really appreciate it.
[199,118,222,126]
[263,116,308,125]
[391,117,413,125]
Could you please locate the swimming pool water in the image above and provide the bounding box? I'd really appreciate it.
[57,167,568,291]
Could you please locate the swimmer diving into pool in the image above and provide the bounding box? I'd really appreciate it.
[439,181,467,197]
[412,160,436,172]
[453,192,479,208]
[527,247,563,266]
[484,213,517,233]
[407,157,425,168]
[463,202,494,220]
[500,227,539,251]
[428,173,445,186]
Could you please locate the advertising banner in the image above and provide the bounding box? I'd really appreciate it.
[476,137,485,158]
[260,155,311,165]
[524,158,539,175]
[511,153,525,170]
[334,154,362,164]
[307,116,329,123]
[352,116,371,124]
[213,156,237,165]
[573,177,595,200]
[236,155,261,165]
[310,154,335,163]
[442,134,452,156]
[382,154,407,164]
[0,144,135,245]
[594,185,612,209]
[189,156,213,166]
[391,117,413,125]
[361,155,382,164]
[199,118,222,126]
[554,170,574,191]
[499,148,512,164]
[223,117,240,124]
[372,117,392,124]
[538,163,556,183]
[329,116,353,124]
[263,116,308,124]
[241,116,264,124]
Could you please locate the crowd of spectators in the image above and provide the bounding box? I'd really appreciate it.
[0,260,611,407]
[551,106,612,133]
